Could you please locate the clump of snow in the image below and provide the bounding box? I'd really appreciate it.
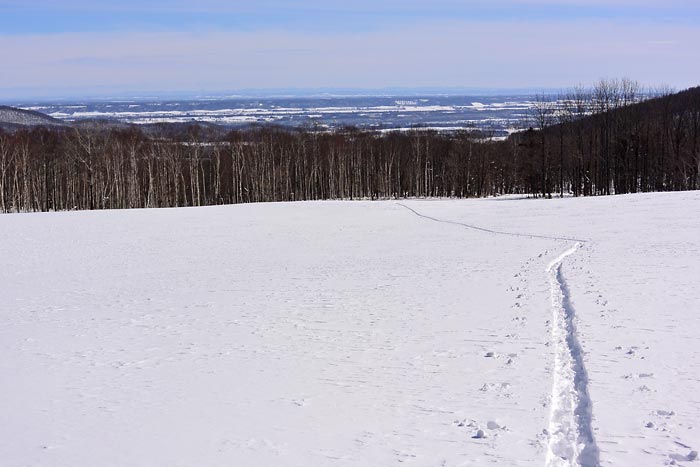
[486,421,503,430]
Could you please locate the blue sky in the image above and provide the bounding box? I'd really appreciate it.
[1,0,699,99]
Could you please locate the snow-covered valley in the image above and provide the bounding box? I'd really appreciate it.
[1,192,699,467]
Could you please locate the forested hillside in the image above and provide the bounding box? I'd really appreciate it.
[527,82,700,197]
[1,81,698,212]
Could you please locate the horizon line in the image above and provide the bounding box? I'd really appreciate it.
[2,82,689,103]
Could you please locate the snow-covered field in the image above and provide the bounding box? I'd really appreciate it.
[1,192,699,467]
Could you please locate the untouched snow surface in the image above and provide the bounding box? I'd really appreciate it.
[1,192,699,467]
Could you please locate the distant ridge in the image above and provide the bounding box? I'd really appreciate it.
[0,105,65,130]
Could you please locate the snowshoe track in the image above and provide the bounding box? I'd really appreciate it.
[545,247,600,467]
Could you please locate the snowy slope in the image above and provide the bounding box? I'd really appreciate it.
[1,192,699,466]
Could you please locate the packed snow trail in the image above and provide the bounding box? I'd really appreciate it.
[398,203,598,467]
[545,246,600,467]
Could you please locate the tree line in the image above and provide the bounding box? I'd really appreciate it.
[526,79,700,197]
[1,80,698,213]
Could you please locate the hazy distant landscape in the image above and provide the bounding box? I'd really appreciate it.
[8,94,539,136]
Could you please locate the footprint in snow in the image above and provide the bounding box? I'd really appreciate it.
[486,420,506,431]
[479,383,512,397]
[670,450,698,463]
[623,373,655,380]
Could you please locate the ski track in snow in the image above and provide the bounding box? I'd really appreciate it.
[545,246,600,467]
[398,203,599,467]
[396,202,588,243]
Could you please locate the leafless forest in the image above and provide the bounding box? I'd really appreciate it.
[1,81,699,212]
